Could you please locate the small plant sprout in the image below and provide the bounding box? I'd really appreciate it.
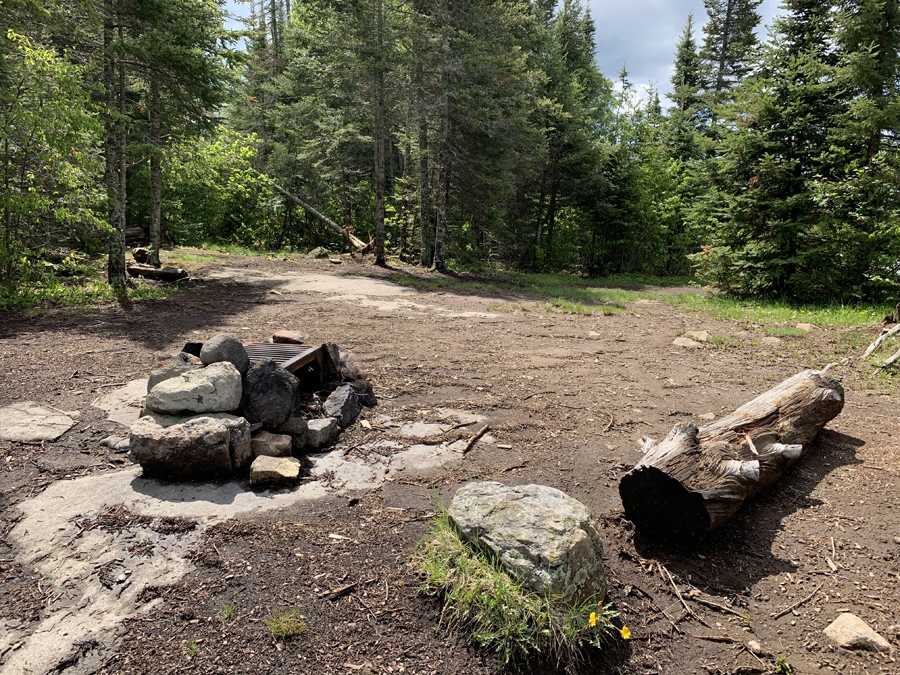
[774,654,793,674]
[218,597,238,624]
[182,640,200,660]
[264,609,306,640]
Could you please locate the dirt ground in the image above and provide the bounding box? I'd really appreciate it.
[1,251,898,675]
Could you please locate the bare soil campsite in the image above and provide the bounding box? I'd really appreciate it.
[1,251,898,675]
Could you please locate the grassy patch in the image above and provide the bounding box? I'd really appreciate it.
[164,252,220,262]
[665,293,891,327]
[486,302,533,313]
[263,609,306,640]
[545,299,623,316]
[415,511,619,668]
[0,277,173,311]
[762,326,807,337]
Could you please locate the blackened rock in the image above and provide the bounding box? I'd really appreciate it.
[240,359,298,429]
[323,384,361,428]
[200,334,250,376]
[182,342,203,358]
[321,343,341,382]
[350,379,377,407]
[279,416,309,452]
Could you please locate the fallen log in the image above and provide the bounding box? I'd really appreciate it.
[126,263,188,282]
[619,369,844,545]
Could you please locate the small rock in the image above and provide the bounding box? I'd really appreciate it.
[240,359,299,430]
[146,362,200,394]
[892,536,900,545]
[250,430,293,457]
[250,455,302,486]
[761,336,782,345]
[824,613,892,651]
[698,412,716,421]
[888,624,900,636]
[587,331,601,338]
[323,384,362,427]
[733,331,752,340]
[272,330,306,345]
[146,362,242,415]
[199,334,250,376]
[686,330,710,342]
[796,322,815,332]
[328,258,342,265]
[279,416,309,452]
[307,418,339,450]
[100,435,130,452]
[308,246,330,259]
[673,337,702,348]
[747,640,764,656]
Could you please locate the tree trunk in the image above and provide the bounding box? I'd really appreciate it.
[105,5,125,287]
[431,104,450,272]
[373,0,386,266]
[148,78,162,268]
[417,86,432,267]
[619,369,844,545]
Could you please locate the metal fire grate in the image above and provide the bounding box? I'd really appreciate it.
[243,342,325,375]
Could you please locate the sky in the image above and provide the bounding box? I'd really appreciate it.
[224,0,784,101]
[589,0,782,102]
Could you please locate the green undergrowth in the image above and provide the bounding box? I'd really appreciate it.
[415,510,619,668]
[545,298,623,316]
[0,276,172,311]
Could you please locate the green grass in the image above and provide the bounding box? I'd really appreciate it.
[218,597,238,624]
[762,326,807,337]
[415,510,620,668]
[0,277,173,311]
[164,251,219,262]
[545,298,623,316]
[263,609,306,640]
[182,640,200,660]
[665,292,891,327]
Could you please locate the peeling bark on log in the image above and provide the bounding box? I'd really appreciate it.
[619,370,844,545]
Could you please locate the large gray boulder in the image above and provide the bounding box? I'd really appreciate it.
[323,384,362,427]
[240,359,298,429]
[128,412,252,479]
[448,482,607,602]
[199,333,250,376]
[145,362,242,415]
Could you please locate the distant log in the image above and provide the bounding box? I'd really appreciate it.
[127,263,187,282]
[619,369,844,545]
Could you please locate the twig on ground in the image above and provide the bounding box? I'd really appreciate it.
[602,412,614,433]
[460,425,490,454]
[522,391,555,401]
[770,582,824,619]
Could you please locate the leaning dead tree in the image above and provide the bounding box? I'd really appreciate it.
[619,370,844,545]
[271,184,368,251]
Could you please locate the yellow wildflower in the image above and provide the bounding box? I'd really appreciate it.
[620,625,631,640]
[588,612,597,627]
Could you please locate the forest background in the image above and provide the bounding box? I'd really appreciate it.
[1,0,899,306]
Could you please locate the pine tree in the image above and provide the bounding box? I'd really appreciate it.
[667,14,704,160]
[700,0,763,94]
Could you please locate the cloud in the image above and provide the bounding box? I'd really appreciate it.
[588,0,782,98]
